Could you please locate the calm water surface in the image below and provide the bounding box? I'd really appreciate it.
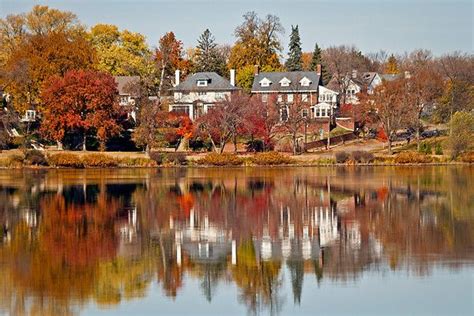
[0,167,473,316]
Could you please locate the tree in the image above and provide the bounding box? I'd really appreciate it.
[40,70,122,151]
[404,52,443,150]
[359,78,415,154]
[448,111,474,158]
[285,25,302,71]
[385,54,399,74]
[309,43,329,83]
[194,29,227,76]
[88,24,156,83]
[0,5,82,67]
[133,101,166,155]
[155,32,190,97]
[323,45,370,104]
[435,52,474,124]
[196,92,249,153]
[228,12,284,71]
[2,31,96,113]
[280,85,309,155]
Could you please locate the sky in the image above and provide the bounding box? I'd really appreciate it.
[1,0,473,56]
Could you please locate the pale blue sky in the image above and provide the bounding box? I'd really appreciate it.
[1,0,473,56]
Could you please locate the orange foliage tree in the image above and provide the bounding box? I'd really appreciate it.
[40,69,122,150]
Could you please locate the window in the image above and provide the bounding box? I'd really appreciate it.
[302,94,308,102]
[197,80,208,87]
[260,78,271,87]
[280,106,289,122]
[198,92,207,96]
[287,94,293,102]
[261,94,268,102]
[315,108,320,117]
[280,77,291,87]
[302,109,308,118]
[277,94,283,102]
[26,110,36,120]
[300,77,311,87]
[171,105,189,115]
[322,108,327,117]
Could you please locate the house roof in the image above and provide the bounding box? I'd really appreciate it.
[251,71,321,93]
[380,74,401,81]
[171,72,238,92]
[114,76,140,95]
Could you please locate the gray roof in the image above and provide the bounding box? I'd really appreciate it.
[380,74,401,81]
[251,71,321,93]
[171,72,238,92]
[114,76,140,95]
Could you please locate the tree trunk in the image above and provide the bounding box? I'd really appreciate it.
[57,141,63,151]
[233,133,238,153]
[158,65,166,98]
[416,127,421,151]
[82,134,87,151]
[145,144,150,157]
[293,132,297,155]
[388,138,392,155]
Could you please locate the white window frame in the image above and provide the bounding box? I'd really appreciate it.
[302,94,308,102]
[287,94,294,103]
[197,80,208,87]
[261,94,268,103]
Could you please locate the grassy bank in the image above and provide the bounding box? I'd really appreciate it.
[0,149,472,169]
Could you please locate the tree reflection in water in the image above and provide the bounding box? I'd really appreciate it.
[0,167,473,315]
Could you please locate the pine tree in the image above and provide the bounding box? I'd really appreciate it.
[310,43,329,84]
[194,29,227,76]
[385,54,399,74]
[285,25,302,71]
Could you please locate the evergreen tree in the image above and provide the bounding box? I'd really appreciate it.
[194,29,227,76]
[285,25,302,71]
[310,43,329,84]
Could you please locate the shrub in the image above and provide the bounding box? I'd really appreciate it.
[165,152,187,165]
[251,152,295,165]
[24,150,48,166]
[196,153,244,166]
[48,153,84,168]
[394,151,433,164]
[335,151,350,163]
[459,152,474,163]
[118,157,156,167]
[351,151,375,163]
[314,158,336,165]
[82,153,118,167]
[7,154,25,167]
[149,152,165,165]
[434,143,443,155]
[419,142,432,155]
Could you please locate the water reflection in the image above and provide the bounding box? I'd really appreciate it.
[0,167,473,315]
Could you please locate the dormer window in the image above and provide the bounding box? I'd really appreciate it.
[300,77,312,87]
[197,79,208,87]
[259,78,272,87]
[279,77,291,87]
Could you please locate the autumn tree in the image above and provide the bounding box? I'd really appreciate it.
[385,54,399,74]
[448,111,474,158]
[285,25,302,71]
[196,92,249,153]
[3,31,96,113]
[156,32,190,97]
[132,100,166,154]
[88,24,156,86]
[435,52,474,124]
[404,51,443,149]
[323,45,371,104]
[40,70,122,150]
[359,78,415,154]
[0,5,82,67]
[193,29,227,76]
[228,12,284,73]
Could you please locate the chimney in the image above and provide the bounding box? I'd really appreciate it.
[230,69,236,86]
[254,65,260,76]
[351,69,358,79]
[175,69,180,86]
[316,64,322,75]
[404,71,411,79]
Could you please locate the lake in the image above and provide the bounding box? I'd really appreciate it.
[0,167,473,316]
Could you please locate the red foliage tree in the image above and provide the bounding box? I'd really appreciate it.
[40,69,122,150]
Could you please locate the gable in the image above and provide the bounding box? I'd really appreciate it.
[279,77,291,86]
[259,77,272,87]
[300,77,312,87]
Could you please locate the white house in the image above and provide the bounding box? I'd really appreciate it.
[312,86,339,119]
[169,70,238,120]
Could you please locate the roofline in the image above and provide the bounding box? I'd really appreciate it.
[251,90,318,93]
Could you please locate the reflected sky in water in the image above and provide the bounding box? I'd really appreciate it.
[0,167,473,315]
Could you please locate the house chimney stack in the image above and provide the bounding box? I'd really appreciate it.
[175,69,180,86]
[254,65,260,76]
[230,69,236,86]
[316,64,322,75]
[404,71,411,79]
[352,69,358,79]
